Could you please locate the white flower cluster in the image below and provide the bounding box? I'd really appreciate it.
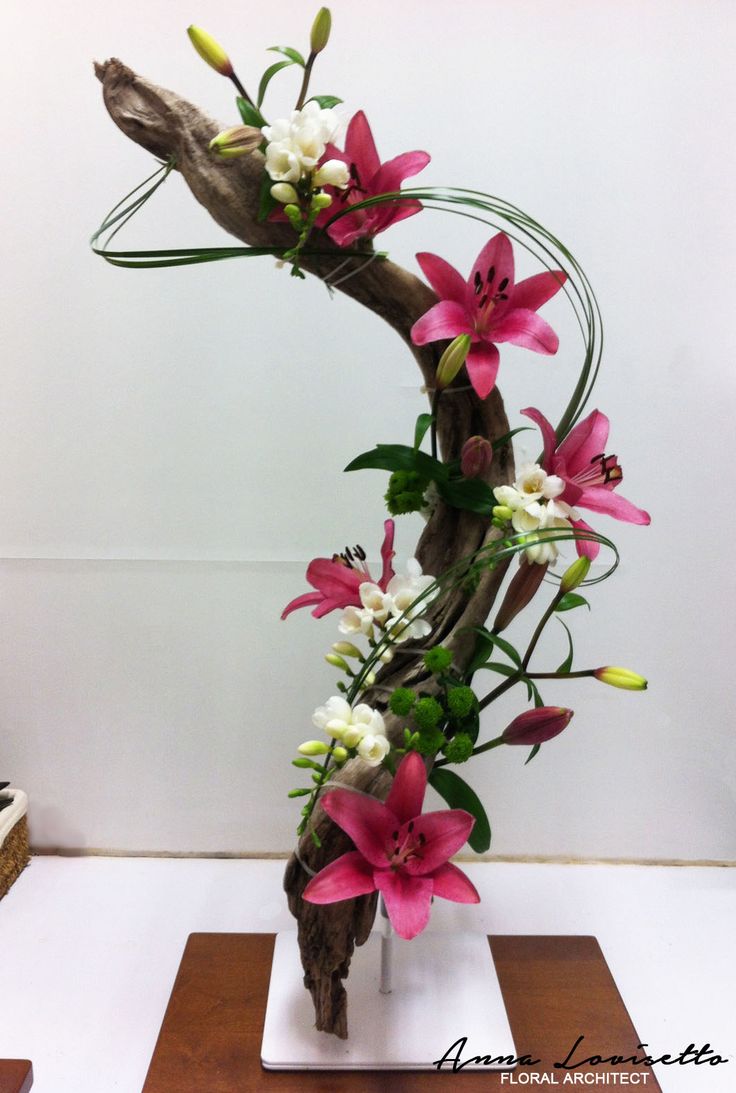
[338,559,438,644]
[261,102,349,189]
[312,696,390,766]
[494,463,579,565]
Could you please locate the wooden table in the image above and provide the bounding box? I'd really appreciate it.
[142,933,662,1092]
[0,1061,32,1093]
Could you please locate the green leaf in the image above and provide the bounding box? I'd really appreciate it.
[525,743,541,765]
[429,769,491,853]
[267,45,306,66]
[465,627,522,668]
[344,444,446,481]
[476,661,518,677]
[556,593,590,613]
[307,94,344,108]
[413,413,433,450]
[236,97,267,128]
[492,426,532,451]
[525,678,545,708]
[466,628,495,675]
[258,171,277,223]
[436,476,494,515]
[556,618,574,673]
[258,60,294,107]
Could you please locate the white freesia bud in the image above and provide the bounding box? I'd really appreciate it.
[357,734,391,766]
[270,182,299,203]
[313,159,350,189]
[298,740,330,756]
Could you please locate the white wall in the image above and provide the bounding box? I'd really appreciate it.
[1,0,734,859]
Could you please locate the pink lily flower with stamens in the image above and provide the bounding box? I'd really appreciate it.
[281,519,395,619]
[410,233,567,400]
[318,111,430,247]
[303,751,479,940]
[522,406,651,559]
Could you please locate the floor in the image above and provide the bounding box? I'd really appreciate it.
[0,856,733,1092]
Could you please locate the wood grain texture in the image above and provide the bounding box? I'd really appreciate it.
[0,1061,33,1093]
[95,58,520,1035]
[141,933,662,1092]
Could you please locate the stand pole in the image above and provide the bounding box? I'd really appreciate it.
[379,897,393,994]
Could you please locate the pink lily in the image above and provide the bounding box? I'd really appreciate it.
[522,406,651,559]
[281,519,395,620]
[410,233,567,400]
[319,111,430,247]
[303,751,479,940]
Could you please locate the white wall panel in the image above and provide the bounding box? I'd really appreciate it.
[0,0,733,857]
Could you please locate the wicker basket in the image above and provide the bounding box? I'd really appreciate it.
[0,787,30,899]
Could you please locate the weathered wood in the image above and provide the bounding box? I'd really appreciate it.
[95,60,516,1036]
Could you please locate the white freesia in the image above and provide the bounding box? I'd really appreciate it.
[262,103,342,184]
[313,158,350,188]
[357,733,391,766]
[383,558,438,643]
[494,463,580,565]
[312,696,386,747]
[338,605,375,636]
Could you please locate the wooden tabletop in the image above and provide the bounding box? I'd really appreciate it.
[0,1061,32,1093]
[142,933,662,1092]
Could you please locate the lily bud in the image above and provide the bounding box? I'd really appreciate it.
[435,334,471,390]
[187,26,233,77]
[560,556,591,594]
[461,435,493,479]
[493,560,548,632]
[502,706,573,746]
[271,183,299,204]
[209,125,262,158]
[325,653,350,672]
[298,740,331,756]
[332,642,363,660]
[594,667,648,691]
[310,7,332,53]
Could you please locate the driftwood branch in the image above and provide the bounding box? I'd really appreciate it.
[95,59,516,1037]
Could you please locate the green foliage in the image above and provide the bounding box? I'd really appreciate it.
[306,94,344,109]
[435,476,494,516]
[429,768,491,852]
[413,413,434,450]
[236,96,267,128]
[268,45,307,65]
[556,593,590,613]
[258,59,296,107]
[389,687,416,716]
[556,619,574,673]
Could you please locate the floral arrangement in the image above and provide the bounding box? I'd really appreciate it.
[93,8,650,1033]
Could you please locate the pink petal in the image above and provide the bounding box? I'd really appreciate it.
[370,151,430,195]
[521,406,558,470]
[490,308,560,354]
[577,486,651,525]
[326,212,368,248]
[410,300,471,346]
[429,862,481,904]
[403,809,475,875]
[374,869,433,940]
[306,558,362,601]
[385,751,426,824]
[571,517,600,560]
[416,252,466,305]
[557,410,610,476]
[466,233,515,313]
[281,591,325,620]
[367,198,423,237]
[465,343,500,399]
[511,270,567,313]
[302,851,376,904]
[379,519,396,589]
[320,789,395,868]
[344,111,381,182]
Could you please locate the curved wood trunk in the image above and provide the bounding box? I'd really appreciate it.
[95,60,516,1037]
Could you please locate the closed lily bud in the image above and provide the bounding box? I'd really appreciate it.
[461,435,493,479]
[560,556,591,594]
[502,706,573,746]
[594,667,648,691]
[493,560,548,632]
[271,182,299,204]
[310,7,332,53]
[209,125,262,158]
[187,26,233,77]
[435,334,471,390]
[298,740,331,756]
